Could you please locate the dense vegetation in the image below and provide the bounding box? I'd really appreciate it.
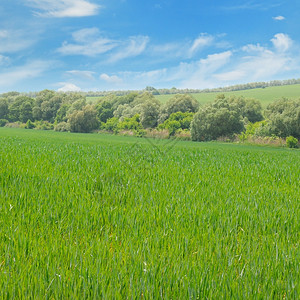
[0,128,299,298]
[0,87,299,147]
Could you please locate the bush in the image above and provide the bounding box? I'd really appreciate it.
[25,119,35,129]
[68,105,99,133]
[159,94,199,123]
[117,114,145,137]
[102,117,119,133]
[0,119,8,127]
[264,98,300,138]
[34,121,54,130]
[286,136,298,148]
[174,129,192,141]
[191,98,244,141]
[54,122,70,132]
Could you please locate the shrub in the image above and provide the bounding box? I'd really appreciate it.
[25,119,35,129]
[117,114,145,137]
[34,121,54,130]
[145,129,169,139]
[191,98,244,141]
[264,98,300,138]
[286,136,298,148]
[102,117,119,133]
[68,105,99,133]
[54,122,70,132]
[0,119,8,127]
[174,129,192,141]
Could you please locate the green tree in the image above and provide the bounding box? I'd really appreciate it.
[8,96,34,122]
[191,97,244,141]
[159,94,199,123]
[96,100,114,123]
[0,98,9,119]
[286,136,298,148]
[20,101,33,123]
[158,112,194,135]
[55,103,71,123]
[264,98,300,138]
[67,98,87,116]
[140,98,161,128]
[68,105,99,133]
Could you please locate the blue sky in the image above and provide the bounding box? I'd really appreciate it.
[0,0,300,93]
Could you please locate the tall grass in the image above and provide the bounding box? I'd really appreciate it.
[0,128,299,298]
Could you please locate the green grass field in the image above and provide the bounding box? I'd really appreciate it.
[88,84,300,107]
[0,128,299,298]
[155,84,300,107]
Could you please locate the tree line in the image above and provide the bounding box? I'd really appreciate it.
[0,89,299,147]
[2,78,300,99]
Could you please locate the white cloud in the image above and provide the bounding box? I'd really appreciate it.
[58,82,82,92]
[271,33,292,52]
[109,36,149,62]
[103,51,233,90]
[215,34,296,83]
[0,30,8,38]
[58,28,117,56]
[58,29,149,60]
[0,29,36,53]
[102,32,299,90]
[273,16,285,21]
[71,28,99,43]
[222,1,281,11]
[188,34,214,57]
[242,43,268,53]
[66,70,96,80]
[0,60,51,88]
[0,55,10,66]
[179,51,233,88]
[25,0,100,18]
[100,73,123,84]
[149,34,227,62]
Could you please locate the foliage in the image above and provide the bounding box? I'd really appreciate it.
[158,112,194,136]
[34,121,54,130]
[8,96,34,122]
[191,97,245,141]
[159,94,199,123]
[0,98,9,119]
[286,136,298,148]
[54,122,71,132]
[117,114,145,136]
[68,105,99,133]
[102,117,119,133]
[96,100,114,123]
[25,119,35,129]
[0,119,8,127]
[264,98,300,138]
[239,120,269,142]
[55,103,71,123]
[67,98,87,116]
[139,98,161,128]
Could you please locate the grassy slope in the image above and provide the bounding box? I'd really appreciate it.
[87,84,300,107]
[156,84,300,106]
[0,128,299,298]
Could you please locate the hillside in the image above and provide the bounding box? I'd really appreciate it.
[155,84,300,107]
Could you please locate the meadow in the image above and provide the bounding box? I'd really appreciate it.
[0,128,299,299]
[88,84,300,107]
[155,84,300,107]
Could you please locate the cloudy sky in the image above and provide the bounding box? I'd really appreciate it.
[0,0,300,92]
